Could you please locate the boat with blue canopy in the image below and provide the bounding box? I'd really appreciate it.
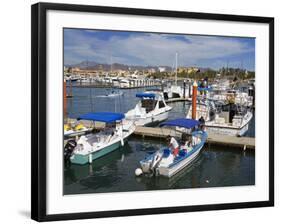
[135,93,156,98]
[65,112,136,165]
[77,112,125,123]
[135,118,207,177]
[125,92,172,126]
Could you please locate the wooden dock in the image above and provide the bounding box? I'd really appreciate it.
[65,119,255,150]
[133,126,255,150]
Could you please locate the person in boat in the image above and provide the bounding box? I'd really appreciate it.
[181,133,192,152]
[167,135,179,156]
[198,116,205,130]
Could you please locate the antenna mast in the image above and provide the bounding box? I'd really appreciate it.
[175,52,178,85]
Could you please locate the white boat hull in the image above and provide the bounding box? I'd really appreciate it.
[139,130,207,178]
[134,110,170,126]
[70,121,136,164]
[205,124,249,136]
[157,144,203,177]
[205,111,253,136]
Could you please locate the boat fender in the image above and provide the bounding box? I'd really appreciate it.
[135,168,143,176]
[121,138,124,146]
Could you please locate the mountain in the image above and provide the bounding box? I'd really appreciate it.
[68,60,98,68]
[66,61,173,72]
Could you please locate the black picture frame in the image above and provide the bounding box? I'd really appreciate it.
[31,2,274,222]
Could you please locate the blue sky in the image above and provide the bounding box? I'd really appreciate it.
[64,28,255,71]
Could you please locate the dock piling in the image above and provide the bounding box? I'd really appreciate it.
[183,80,186,99]
[192,81,198,119]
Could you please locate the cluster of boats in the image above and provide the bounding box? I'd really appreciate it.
[65,73,161,88]
[64,79,254,178]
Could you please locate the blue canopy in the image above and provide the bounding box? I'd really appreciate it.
[136,93,155,98]
[160,118,200,129]
[77,112,125,123]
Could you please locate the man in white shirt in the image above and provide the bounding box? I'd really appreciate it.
[167,135,179,156]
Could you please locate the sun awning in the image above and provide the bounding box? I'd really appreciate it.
[160,118,200,129]
[77,112,125,123]
[136,93,155,98]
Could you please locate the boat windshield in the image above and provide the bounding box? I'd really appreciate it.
[141,99,156,113]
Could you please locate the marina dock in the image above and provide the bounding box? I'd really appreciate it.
[133,126,255,150]
[67,84,162,89]
[65,119,255,150]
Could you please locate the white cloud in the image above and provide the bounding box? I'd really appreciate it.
[64,29,254,69]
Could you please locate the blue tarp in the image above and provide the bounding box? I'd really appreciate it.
[160,118,200,129]
[77,112,125,123]
[136,93,155,98]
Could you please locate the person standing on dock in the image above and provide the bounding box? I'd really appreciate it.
[167,135,179,156]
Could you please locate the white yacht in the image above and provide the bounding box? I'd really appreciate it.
[119,78,131,88]
[125,92,172,126]
[186,101,253,136]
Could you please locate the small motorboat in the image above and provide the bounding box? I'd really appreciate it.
[125,92,172,126]
[135,118,207,177]
[65,112,136,165]
[106,90,124,97]
[96,90,124,98]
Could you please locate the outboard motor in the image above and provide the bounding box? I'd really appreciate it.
[150,151,163,174]
[64,139,77,163]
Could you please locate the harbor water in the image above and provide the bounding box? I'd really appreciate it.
[64,87,255,195]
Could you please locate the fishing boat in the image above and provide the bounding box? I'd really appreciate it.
[135,118,207,177]
[125,92,172,126]
[65,112,136,165]
[205,103,253,136]
[186,101,252,136]
[186,82,253,136]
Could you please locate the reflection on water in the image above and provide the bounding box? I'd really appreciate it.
[64,137,255,195]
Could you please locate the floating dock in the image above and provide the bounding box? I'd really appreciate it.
[64,118,255,150]
[133,126,255,150]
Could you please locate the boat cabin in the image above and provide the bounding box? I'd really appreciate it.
[136,93,167,113]
[215,103,247,124]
